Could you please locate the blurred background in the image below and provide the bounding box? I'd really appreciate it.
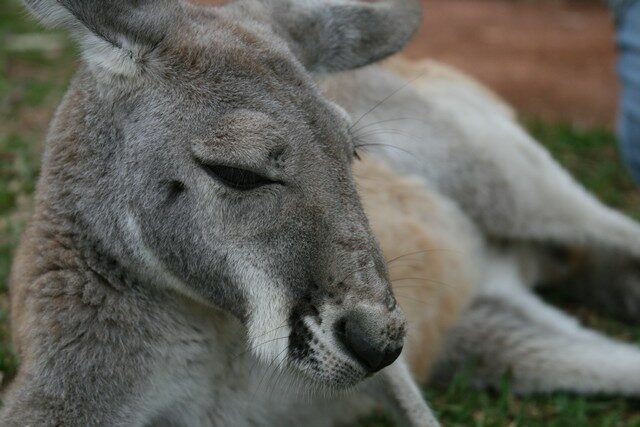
[411,0,617,127]
[1,0,640,425]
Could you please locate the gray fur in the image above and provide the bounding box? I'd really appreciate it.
[3,0,423,425]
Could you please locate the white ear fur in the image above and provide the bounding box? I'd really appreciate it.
[79,32,143,78]
[23,0,169,78]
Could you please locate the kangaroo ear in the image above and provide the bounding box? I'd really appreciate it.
[23,0,181,78]
[263,0,422,73]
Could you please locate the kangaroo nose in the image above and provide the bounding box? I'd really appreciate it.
[336,313,404,373]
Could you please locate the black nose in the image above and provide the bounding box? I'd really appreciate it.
[336,316,403,373]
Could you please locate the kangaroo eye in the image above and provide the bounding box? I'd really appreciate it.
[200,163,279,191]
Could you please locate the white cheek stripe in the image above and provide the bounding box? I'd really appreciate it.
[235,260,291,363]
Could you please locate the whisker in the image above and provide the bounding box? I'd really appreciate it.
[353,141,415,157]
[353,116,432,133]
[270,349,292,393]
[234,335,289,358]
[254,346,289,398]
[385,249,445,265]
[354,128,425,146]
[349,71,429,131]
[386,260,435,270]
[251,322,288,340]
[354,126,416,137]
[391,284,429,289]
[334,263,374,287]
[391,276,454,289]
[394,293,430,306]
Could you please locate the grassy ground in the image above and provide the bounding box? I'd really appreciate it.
[0,0,78,388]
[2,0,640,425]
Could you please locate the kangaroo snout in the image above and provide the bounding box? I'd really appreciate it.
[335,304,406,373]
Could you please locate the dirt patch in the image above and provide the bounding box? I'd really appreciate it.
[405,0,618,127]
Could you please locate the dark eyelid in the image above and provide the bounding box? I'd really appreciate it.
[197,162,280,191]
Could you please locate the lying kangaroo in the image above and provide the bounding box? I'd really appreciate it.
[329,55,640,396]
[5,0,640,426]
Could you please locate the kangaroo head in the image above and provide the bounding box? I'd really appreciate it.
[25,0,421,390]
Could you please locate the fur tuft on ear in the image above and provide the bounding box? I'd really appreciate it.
[23,0,181,77]
[262,0,423,73]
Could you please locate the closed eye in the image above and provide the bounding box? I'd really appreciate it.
[200,163,280,191]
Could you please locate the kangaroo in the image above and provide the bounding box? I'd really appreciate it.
[6,0,640,426]
[1,0,444,426]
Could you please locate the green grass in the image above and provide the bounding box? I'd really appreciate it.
[1,0,640,424]
[0,0,76,387]
[357,367,640,426]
